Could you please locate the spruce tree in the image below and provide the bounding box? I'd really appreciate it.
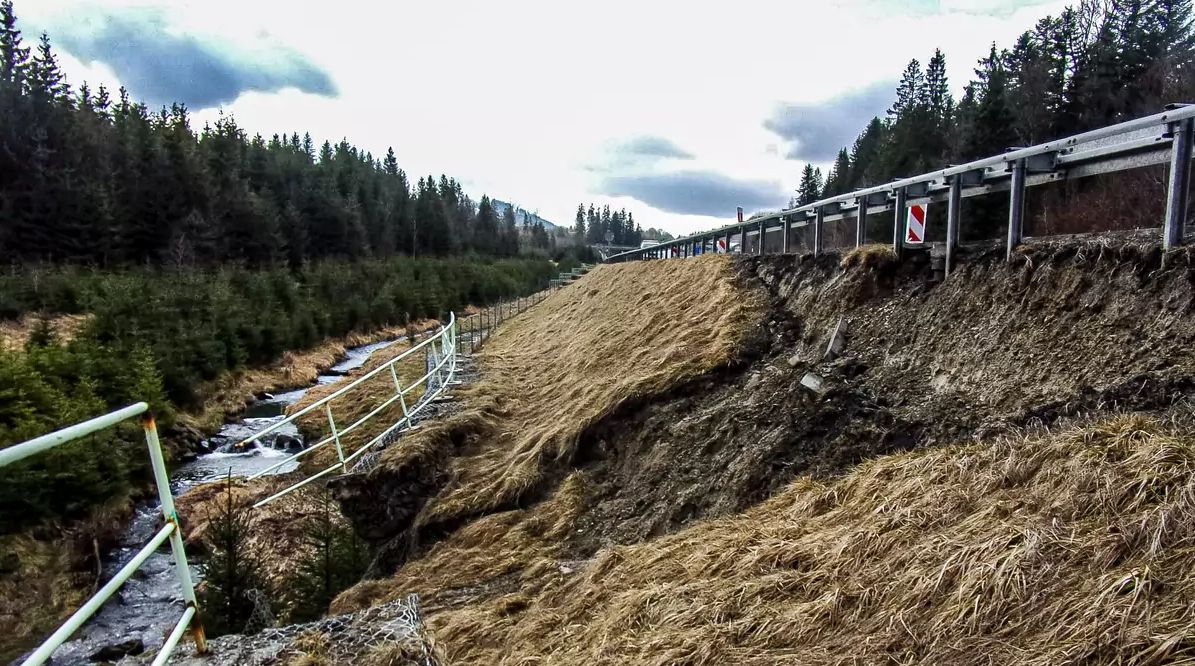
[199,476,272,637]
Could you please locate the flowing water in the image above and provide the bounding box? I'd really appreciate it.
[41,339,399,665]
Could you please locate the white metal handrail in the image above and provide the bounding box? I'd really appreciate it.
[0,403,207,666]
[246,313,458,508]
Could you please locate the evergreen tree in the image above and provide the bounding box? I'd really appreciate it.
[795,164,823,206]
[199,476,273,637]
[286,489,370,623]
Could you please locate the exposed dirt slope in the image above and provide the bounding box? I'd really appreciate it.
[417,410,1195,665]
[327,237,1195,663]
[331,256,763,573]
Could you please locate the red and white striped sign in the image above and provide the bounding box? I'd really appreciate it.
[717,238,727,253]
[905,203,928,244]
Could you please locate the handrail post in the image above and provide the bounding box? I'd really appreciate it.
[1007,157,1027,260]
[946,176,962,276]
[326,403,346,470]
[1164,117,1194,249]
[142,412,207,654]
[390,363,414,429]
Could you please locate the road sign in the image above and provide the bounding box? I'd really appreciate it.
[717,238,727,253]
[905,203,928,244]
[737,207,744,223]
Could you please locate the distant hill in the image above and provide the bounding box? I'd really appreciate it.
[492,199,558,230]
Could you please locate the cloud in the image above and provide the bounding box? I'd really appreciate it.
[600,171,786,217]
[616,136,694,160]
[49,6,336,108]
[764,80,895,162]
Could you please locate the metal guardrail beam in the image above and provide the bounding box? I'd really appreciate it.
[604,105,1195,264]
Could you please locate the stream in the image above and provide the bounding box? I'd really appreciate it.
[41,339,400,665]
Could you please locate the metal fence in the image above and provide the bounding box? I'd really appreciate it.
[0,403,206,666]
[245,313,458,508]
[605,104,1195,272]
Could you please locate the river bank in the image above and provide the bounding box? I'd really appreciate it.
[0,322,441,665]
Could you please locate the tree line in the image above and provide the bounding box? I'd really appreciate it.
[792,0,1195,238]
[573,202,675,246]
[0,1,555,266]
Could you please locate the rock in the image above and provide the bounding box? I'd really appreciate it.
[89,638,144,661]
[178,452,198,463]
[800,372,825,394]
[825,316,847,360]
[273,434,303,451]
[786,354,802,368]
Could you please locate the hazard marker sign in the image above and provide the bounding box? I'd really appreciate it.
[905,203,928,244]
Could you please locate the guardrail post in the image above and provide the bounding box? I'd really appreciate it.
[813,207,824,256]
[892,187,907,259]
[781,216,790,254]
[143,412,207,654]
[856,198,867,247]
[1007,157,1027,260]
[758,218,765,255]
[946,176,962,276]
[1164,117,1194,249]
[326,404,347,470]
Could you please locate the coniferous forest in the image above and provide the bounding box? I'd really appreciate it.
[792,0,1195,240]
[0,0,569,537]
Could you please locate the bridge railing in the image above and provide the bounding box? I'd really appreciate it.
[245,313,458,508]
[605,104,1195,272]
[0,403,207,666]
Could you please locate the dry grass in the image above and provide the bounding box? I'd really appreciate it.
[414,255,762,528]
[0,496,131,663]
[288,331,443,472]
[0,313,91,351]
[840,242,897,270]
[385,412,1195,665]
[185,319,442,433]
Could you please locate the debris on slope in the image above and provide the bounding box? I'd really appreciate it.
[327,236,1195,662]
[417,410,1195,665]
[331,255,764,575]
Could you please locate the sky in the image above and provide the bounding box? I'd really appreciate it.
[25,0,1073,236]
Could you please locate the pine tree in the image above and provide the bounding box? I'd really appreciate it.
[286,489,369,623]
[796,164,823,206]
[822,149,852,197]
[574,204,586,241]
[199,476,272,637]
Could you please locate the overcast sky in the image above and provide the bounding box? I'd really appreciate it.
[26,0,1071,235]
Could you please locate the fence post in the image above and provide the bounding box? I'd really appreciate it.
[142,412,207,654]
[1007,157,1027,260]
[813,207,824,256]
[326,404,346,470]
[892,187,907,259]
[1164,117,1194,249]
[946,176,962,276]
